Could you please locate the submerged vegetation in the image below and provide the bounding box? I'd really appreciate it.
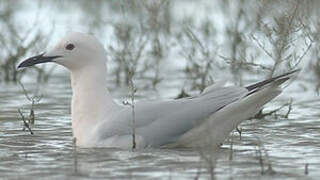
[17,82,42,134]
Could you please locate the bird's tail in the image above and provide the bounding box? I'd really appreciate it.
[246,69,300,91]
[175,69,300,148]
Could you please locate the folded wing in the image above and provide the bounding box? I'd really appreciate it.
[97,85,248,147]
[97,70,298,148]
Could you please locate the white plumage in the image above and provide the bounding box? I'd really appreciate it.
[18,32,298,149]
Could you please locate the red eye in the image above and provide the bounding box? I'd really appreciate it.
[65,43,75,50]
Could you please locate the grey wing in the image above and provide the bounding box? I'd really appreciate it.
[97,70,297,148]
[135,86,248,146]
[97,85,248,147]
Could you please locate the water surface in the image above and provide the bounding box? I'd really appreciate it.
[1,74,319,180]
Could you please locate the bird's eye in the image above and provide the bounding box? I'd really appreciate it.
[65,43,75,50]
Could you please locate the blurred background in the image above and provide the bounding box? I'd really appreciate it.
[1,0,319,92]
[1,0,320,179]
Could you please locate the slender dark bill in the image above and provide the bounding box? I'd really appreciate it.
[18,53,62,68]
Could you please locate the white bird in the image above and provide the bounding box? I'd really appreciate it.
[18,32,298,149]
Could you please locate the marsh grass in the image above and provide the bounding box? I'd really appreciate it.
[108,21,148,86]
[18,109,34,135]
[122,70,137,150]
[72,137,78,172]
[129,75,137,150]
[177,26,216,92]
[197,147,217,180]
[309,17,320,92]
[254,137,275,175]
[104,0,172,89]
[312,60,320,92]
[217,0,252,85]
[141,1,171,88]
[0,1,54,83]
[193,162,203,180]
[19,82,42,122]
[305,163,309,175]
[253,99,293,119]
[0,0,316,90]
[228,132,234,161]
[251,1,312,77]
[17,82,42,134]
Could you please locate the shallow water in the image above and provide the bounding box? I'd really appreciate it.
[0,74,320,180]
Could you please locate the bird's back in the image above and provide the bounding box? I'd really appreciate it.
[95,70,298,148]
[96,85,248,148]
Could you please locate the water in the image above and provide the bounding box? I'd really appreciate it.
[1,74,320,180]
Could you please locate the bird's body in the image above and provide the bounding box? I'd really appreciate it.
[18,32,298,149]
[93,85,247,148]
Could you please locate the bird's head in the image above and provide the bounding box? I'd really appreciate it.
[18,32,106,71]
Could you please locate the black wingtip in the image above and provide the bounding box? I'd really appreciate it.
[246,69,300,91]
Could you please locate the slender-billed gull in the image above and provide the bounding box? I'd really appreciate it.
[18,32,298,149]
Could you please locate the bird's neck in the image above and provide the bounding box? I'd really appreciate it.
[70,64,120,145]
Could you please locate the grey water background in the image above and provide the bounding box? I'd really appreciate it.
[1,1,320,179]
